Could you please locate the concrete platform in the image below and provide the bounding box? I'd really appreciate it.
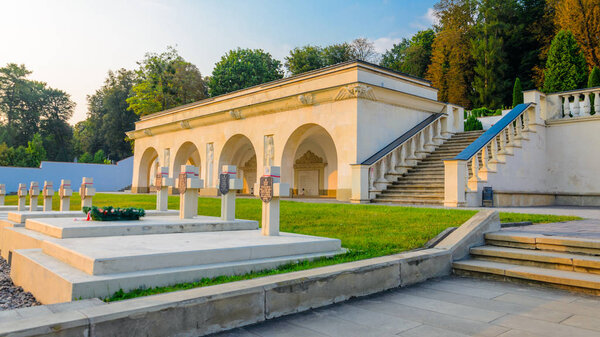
[11,231,343,303]
[0,205,42,212]
[7,209,179,224]
[24,215,258,238]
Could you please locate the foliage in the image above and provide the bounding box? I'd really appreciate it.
[464,115,483,131]
[543,30,588,93]
[78,152,93,163]
[82,205,145,221]
[322,43,355,66]
[512,77,523,107]
[208,48,283,97]
[470,107,499,117]
[79,149,110,164]
[127,47,207,117]
[26,133,47,167]
[380,29,435,78]
[589,66,600,114]
[284,45,324,75]
[555,0,600,70]
[350,38,378,63]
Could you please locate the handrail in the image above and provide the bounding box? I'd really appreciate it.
[361,112,444,165]
[454,103,532,161]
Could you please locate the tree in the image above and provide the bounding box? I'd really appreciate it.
[26,133,46,167]
[351,38,378,63]
[208,48,283,97]
[380,39,411,72]
[543,30,588,93]
[79,152,93,163]
[589,66,600,88]
[284,46,324,75]
[512,78,523,107]
[127,47,207,116]
[555,0,600,69]
[93,149,107,164]
[322,43,355,66]
[38,87,75,161]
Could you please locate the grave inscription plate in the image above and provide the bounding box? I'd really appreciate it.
[178,173,187,193]
[155,173,163,189]
[259,177,273,203]
[219,173,230,195]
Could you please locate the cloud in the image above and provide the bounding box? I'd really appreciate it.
[424,8,439,26]
[411,8,439,30]
[372,37,403,54]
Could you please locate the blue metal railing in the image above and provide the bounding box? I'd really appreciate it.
[454,103,532,161]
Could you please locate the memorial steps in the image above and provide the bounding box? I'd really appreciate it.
[453,231,600,295]
[373,130,484,205]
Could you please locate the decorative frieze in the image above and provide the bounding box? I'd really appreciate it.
[334,84,376,101]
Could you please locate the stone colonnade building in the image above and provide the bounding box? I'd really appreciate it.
[127,61,464,201]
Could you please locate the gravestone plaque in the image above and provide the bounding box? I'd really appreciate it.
[155,173,163,189]
[59,186,65,198]
[259,176,273,203]
[219,173,230,195]
[178,173,187,193]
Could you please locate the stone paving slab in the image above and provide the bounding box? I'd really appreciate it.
[501,220,600,238]
[212,276,600,337]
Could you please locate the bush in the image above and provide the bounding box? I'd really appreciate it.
[470,107,496,117]
[82,206,145,221]
[464,115,483,131]
[512,78,523,107]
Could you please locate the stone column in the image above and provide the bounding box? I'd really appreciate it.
[42,181,54,211]
[254,166,290,236]
[350,164,370,204]
[79,177,95,209]
[177,165,203,219]
[155,167,174,212]
[59,180,72,211]
[443,160,467,207]
[29,182,40,212]
[17,183,27,211]
[0,184,5,206]
[220,165,243,221]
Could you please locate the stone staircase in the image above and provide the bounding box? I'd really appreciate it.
[453,231,600,295]
[373,130,484,205]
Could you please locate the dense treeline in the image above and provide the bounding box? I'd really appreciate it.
[0,0,597,167]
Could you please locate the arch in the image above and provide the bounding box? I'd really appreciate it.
[172,141,201,177]
[137,147,159,193]
[219,134,258,194]
[281,124,338,197]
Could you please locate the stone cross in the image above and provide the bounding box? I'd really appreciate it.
[79,177,95,209]
[155,166,174,212]
[29,181,40,212]
[0,184,5,206]
[176,165,203,219]
[254,166,289,236]
[59,179,72,211]
[220,165,243,221]
[42,181,54,211]
[17,183,27,211]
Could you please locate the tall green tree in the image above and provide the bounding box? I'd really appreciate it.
[512,77,523,107]
[381,30,435,78]
[127,47,207,116]
[322,43,355,66]
[589,66,600,88]
[543,30,588,93]
[208,48,283,97]
[284,45,324,75]
[38,87,75,161]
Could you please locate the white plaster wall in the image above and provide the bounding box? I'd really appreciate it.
[0,157,133,193]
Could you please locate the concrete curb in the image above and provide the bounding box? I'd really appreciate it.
[0,210,499,337]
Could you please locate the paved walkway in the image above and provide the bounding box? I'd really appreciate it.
[502,219,600,238]
[214,276,600,337]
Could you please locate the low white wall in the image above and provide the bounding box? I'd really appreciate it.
[0,157,133,193]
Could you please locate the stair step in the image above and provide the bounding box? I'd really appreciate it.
[471,245,600,273]
[485,231,600,255]
[379,192,444,197]
[373,199,444,205]
[453,259,600,292]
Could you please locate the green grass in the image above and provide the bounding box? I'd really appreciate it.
[4,193,582,301]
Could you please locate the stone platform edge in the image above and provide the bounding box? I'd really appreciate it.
[0,210,499,337]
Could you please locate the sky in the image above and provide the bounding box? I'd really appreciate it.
[0,0,438,124]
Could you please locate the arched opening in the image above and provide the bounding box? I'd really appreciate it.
[219,135,257,195]
[281,124,338,197]
[137,147,159,193]
[172,142,201,177]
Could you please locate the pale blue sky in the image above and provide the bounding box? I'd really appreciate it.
[0,0,438,123]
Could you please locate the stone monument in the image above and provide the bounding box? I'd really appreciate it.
[42,181,54,211]
[59,180,72,211]
[17,183,27,211]
[79,177,95,209]
[0,184,5,206]
[254,166,289,236]
[155,166,174,211]
[220,165,243,221]
[29,181,40,212]
[176,165,203,219]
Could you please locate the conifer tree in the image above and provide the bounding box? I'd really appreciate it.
[512,78,523,107]
[589,66,600,114]
[542,30,588,93]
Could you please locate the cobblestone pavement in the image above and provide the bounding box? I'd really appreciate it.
[214,276,600,337]
[502,219,600,238]
[0,257,39,311]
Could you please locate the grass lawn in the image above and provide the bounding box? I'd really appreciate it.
[3,193,581,301]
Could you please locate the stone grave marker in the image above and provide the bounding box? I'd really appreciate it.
[156,166,174,211]
[220,165,243,221]
[0,184,5,206]
[29,181,40,212]
[59,180,72,211]
[79,177,95,209]
[17,183,27,211]
[254,166,289,236]
[42,181,54,211]
[177,165,203,219]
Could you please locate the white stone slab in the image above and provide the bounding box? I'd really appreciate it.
[25,215,258,238]
[8,209,179,224]
[41,230,341,275]
[0,205,42,212]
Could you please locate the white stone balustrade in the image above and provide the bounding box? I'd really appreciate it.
[554,88,600,119]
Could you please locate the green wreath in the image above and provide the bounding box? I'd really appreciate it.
[82,206,145,221]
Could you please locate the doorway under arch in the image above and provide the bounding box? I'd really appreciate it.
[218,135,257,195]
